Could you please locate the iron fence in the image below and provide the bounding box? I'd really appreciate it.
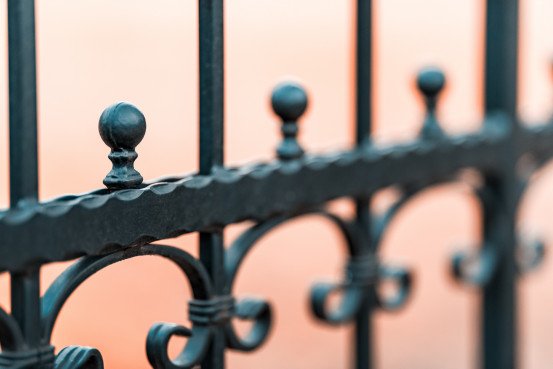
[0,0,549,368]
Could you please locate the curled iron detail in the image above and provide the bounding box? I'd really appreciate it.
[0,345,55,369]
[375,265,413,311]
[146,323,211,369]
[41,244,213,369]
[310,282,367,325]
[224,210,364,351]
[370,187,419,313]
[54,346,104,369]
[372,186,421,249]
[517,238,545,275]
[224,298,272,352]
[311,254,378,324]
[451,245,498,287]
[0,306,25,352]
[450,172,500,288]
[510,155,547,275]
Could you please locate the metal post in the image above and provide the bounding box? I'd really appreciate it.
[199,0,224,176]
[482,0,519,368]
[354,1,373,368]
[7,0,42,354]
[199,0,226,368]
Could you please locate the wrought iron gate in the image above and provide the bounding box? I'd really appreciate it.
[0,0,549,368]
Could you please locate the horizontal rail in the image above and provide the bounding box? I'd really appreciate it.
[2,115,552,272]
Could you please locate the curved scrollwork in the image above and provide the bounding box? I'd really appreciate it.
[54,346,104,369]
[371,186,420,311]
[451,170,546,286]
[224,210,371,350]
[41,244,213,369]
[310,257,375,324]
[517,237,545,275]
[223,297,272,352]
[448,177,501,287]
[0,345,55,368]
[451,244,497,287]
[0,306,25,352]
[0,303,53,369]
[512,156,547,276]
[375,265,412,311]
[372,186,421,248]
[372,180,498,303]
[146,322,211,369]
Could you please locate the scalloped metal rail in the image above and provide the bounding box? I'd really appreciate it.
[0,118,522,272]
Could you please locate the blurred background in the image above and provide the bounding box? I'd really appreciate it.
[0,0,552,367]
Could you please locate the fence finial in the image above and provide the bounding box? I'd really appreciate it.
[417,67,446,139]
[271,81,308,160]
[99,102,146,189]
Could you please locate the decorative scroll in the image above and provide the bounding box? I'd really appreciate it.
[54,346,104,369]
[0,307,24,352]
[38,245,214,369]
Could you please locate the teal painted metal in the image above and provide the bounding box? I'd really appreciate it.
[0,0,547,368]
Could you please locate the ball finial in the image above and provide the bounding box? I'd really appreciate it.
[271,82,308,123]
[99,102,146,189]
[416,67,446,139]
[271,81,308,160]
[417,67,446,98]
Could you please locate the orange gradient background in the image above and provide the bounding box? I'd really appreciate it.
[0,0,552,368]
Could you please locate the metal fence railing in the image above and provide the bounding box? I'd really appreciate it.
[0,0,549,368]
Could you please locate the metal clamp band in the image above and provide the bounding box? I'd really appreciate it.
[345,255,379,286]
[189,296,235,326]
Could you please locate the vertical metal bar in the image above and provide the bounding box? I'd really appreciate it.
[199,0,224,175]
[484,0,518,117]
[355,0,372,147]
[482,1,519,368]
[354,1,372,369]
[198,0,225,368]
[10,267,40,347]
[7,0,42,350]
[198,232,225,369]
[8,0,38,205]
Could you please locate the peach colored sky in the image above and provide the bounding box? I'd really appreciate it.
[0,0,552,368]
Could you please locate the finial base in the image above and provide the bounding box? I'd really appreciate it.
[103,170,143,190]
[277,139,304,161]
[419,117,445,140]
[103,150,143,190]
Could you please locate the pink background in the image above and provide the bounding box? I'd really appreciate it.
[0,0,552,367]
